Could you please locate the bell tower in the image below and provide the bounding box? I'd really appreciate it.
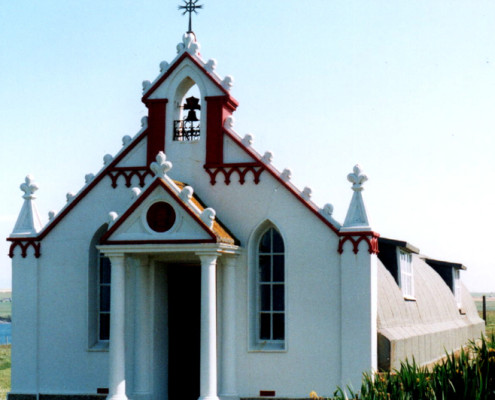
[141,32,239,179]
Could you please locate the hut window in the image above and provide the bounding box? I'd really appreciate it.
[454,269,462,307]
[398,248,414,299]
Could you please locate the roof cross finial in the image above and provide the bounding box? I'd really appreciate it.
[178,0,203,33]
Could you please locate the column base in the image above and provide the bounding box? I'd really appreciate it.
[106,394,128,400]
[198,396,220,400]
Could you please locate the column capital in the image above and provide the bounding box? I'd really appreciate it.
[196,251,220,265]
[106,253,125,263]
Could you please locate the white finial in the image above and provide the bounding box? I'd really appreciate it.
[141,116,148,128]
[224,116,235,129]
[301,187,312,201]
[281,168,292,181]
[262,151,273,164]
[20,175,38,200]
[11,175,43,237]
[177,32,200,55]
[142,80,152,94]
[103,154,113,166]
[150,151,173,178]
[130,187,141,200]
[342,164,371,232]
[122,135,132,147]
[180,186,194,202]
[85,173,95,184]
[347,164,368,192]
[205,59,217,72]
[242,133,254,146]
[66,192,75,203]
[48,210,56,221]
[159,61,169,73]
[222,75,234,90]
[201,208,216,228]
[108,211,118,226]
[322,203,334,216]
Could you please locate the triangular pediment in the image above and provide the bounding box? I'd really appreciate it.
[142,49,232,103]
[101,178,236,245]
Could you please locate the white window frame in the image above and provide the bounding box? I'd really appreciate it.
[88,225,111,351]
[249,223,286,352]
[453,269,462,308]
[397,248,414,299]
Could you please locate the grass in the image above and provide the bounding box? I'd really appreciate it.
[475,298,495,338]
[0,345,10,400]
[329,335,495,399]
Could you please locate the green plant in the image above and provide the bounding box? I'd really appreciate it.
[330,335,495,400]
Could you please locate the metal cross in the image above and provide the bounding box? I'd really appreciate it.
[178,0,203,33]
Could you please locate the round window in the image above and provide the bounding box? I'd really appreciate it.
[146,202,176,233]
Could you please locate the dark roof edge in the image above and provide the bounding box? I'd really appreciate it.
[378,237,420,254]
[423,258,467,271]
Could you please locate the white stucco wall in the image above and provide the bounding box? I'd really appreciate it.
[10,54,375,398]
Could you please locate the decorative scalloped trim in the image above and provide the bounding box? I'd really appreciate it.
[204,163,265,185]
[338,232,380,255]
[108,167,152,188]
[8,239,41,258]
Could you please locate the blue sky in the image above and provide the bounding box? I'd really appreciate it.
[1,1,495,291]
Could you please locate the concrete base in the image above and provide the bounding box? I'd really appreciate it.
[8,395,106,400]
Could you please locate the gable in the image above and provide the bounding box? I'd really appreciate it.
[101,177,236,246]
[143,51,230,102]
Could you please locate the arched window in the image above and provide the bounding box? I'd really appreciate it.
[88,225,111,348]
[257,227,285,344]
[97,253,111,341]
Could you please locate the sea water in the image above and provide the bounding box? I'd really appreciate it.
[0,323,11,345]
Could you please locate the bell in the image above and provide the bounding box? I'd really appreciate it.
[185,110,199,122]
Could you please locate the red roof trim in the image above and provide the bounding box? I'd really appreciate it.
[22,128,150,242]
[221,128,342,235]
[103,239,216,245]
[142,52,238,104]
[100,178,218,244]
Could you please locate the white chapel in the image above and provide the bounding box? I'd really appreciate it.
[8,23,484,400]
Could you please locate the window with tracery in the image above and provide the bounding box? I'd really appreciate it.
[257,227,285,343]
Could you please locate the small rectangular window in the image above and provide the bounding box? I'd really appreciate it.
[398,248,414,299]
[454,269,462,307]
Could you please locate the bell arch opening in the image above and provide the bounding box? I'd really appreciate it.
[173,77,202,142]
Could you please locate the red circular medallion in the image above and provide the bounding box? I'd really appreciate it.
[146,202,176,232]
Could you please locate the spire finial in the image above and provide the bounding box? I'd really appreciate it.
[178,0,203,33]
[341,164,371,232]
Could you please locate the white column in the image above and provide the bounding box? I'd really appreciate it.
[220,256,238,400]
[198,252,220,400]
[107,253,128,400]
[134,256,151,395]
